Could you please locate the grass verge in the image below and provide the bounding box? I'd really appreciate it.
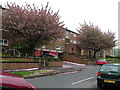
[10,70,54,77]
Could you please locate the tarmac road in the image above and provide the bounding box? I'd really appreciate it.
[26,65,101,89]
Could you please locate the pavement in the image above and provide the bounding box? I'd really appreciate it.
[49,61,86,72]
[4,61,86,78]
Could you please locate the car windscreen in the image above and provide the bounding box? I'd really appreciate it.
[98,60,106,62]
[100,65,120,73]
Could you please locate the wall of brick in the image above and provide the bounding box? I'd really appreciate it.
[1,62,40,70]
[62,52,87,64]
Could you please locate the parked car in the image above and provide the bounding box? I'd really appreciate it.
[41,53,59,59]
[97,63,120,88]
[97,59,107,65]
[0,71,37,90]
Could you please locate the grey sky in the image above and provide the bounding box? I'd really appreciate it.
[1,0,119,39]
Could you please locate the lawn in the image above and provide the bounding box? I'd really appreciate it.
[10,71,35,77]
[10,70,52,77]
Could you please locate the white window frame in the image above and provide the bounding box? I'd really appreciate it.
[70,40,73,43]
[66,31,69,34]
[61,46,65,49]
[73,40,77,44]
[66,35,70,39]
[1,39,8,46]
[74,34,76,37]
[56,45,61,50]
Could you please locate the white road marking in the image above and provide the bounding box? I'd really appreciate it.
[72,77,94,85]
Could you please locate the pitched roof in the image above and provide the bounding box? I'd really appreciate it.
[66,29,79,35]
[0,5,6,10]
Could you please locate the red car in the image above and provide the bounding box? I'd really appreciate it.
[97,59,107,65]
[0,71,37,90]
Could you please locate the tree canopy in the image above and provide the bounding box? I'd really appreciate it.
[2,2,65,56]
[77,22,117,58]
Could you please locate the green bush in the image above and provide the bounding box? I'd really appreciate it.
[106,55,115,58]
[1,53,7,57]
[106,55,120,59]
[43,56,61,61]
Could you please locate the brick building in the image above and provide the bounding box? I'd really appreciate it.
[35,28,113,62]
[0,5,20,57]
[0,5,7,54]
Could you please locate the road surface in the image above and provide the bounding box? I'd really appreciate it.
[26,65,101,89]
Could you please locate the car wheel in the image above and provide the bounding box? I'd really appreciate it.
[0,86,13,90]
[97,83,103,88]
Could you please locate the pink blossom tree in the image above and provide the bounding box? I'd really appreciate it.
[2,2,65,56]
[77,22,117,58]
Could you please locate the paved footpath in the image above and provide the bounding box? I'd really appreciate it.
[49,61,86,72]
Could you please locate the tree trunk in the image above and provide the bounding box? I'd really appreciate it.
[93,50,97,59]
[27,44,36,57]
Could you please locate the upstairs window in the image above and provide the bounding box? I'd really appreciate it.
[74,34,76,37]
[56,45,61,50]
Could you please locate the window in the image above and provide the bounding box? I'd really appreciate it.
[71,47,74,51]
[100,65,119,72]
[78,42,80,44]
[4,40,7,44]
[66,31,69,34]
[56,45,61,50]
[69,47,74,54]
[1,39,8,46]
[66,35,70,39]
[74,34,76,37]
[66,31,70,39]
[62,38,65,40]
[58,38,65,41]
[57,38,61,41]
[61,46,65,49]
[88,50,91,56]
[73,41,77,44]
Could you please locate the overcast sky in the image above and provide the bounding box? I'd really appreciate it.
[1,0,119,39]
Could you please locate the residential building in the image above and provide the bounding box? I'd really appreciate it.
[1,5,20,57]
[118,2,120,56]
[0,5,7,54]
[34,29,80,60]
[21,27,113,62]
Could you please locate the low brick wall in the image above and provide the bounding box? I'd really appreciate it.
[62,53,87,64]
[48,61,63,67]
[2,58,37,61]
[1,62,40,70]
